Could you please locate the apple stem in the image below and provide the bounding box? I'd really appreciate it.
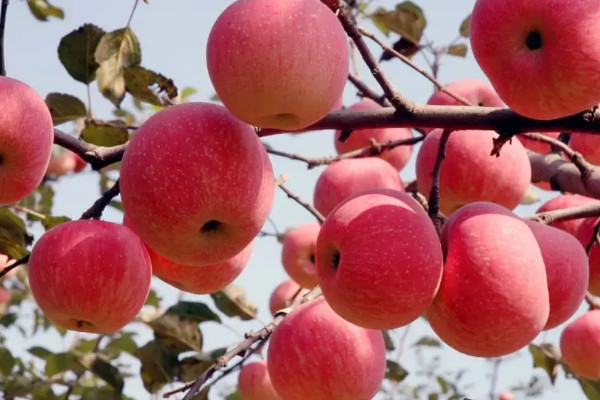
[0,0,8,76]
[428,130,452,234]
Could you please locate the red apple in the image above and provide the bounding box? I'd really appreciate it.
[314,157,404,216]
[471,0,600,120]
[427,202,549,357]
[267,297,386,400]
[45,151,77,178]
[427,78,504,108]
[0,288,10,306]
[416,129,531,215]
[207,0,349,130]
[570,133,600,166]
[73,153,87,172]
[334,99,413,171]
[561,310,600,379]
[316,190,443,329]
[0,76,54,203]
[281,223,320,288]
[524,220,589,330]
[28,220,152,334]
[536,194,600,237]
[576,217,600,296]
[238,360,282,400]
[269,280,306,316]
[498,392,514,400]
[120,103,274,266]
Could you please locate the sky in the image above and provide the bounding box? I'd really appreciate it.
[1,0,590,399]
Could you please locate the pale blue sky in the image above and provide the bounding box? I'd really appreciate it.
[2,0,587,399]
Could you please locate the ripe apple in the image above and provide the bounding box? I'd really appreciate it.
[45,151,77,178]
[427,79,504,108]
[207,0,349,130]
[28,220,152,334]
[334,99,413,171]
[470,0,600,120]
[416,129,531,215]
[0,76,54,203]
[576,217,600,296]
[267,297,386,400]
[570,133,600,166]
[498,392,514,400]
[148,242,253,295]
[269,280,307,316]
[524,220,589,330]
[314,157,404,216]
[120,103,274,266]
[238,360,282,400]
[427,202,549,357]
[560,310,600,380]
[0,288,10,306]
[316,190,443,329]
[281,223,320,288]
[73,153,87,172]
[536,194,599,237]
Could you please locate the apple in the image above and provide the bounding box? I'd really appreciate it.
[576,217,600,296]
[281,223,320,288]
[148,242,253,295]
[498,392,514,400]
[570,133,600,166]
[427,79,504,108]
[427,202,549,357]
[0,288,10,306]
[334,99,413,171]
[238,360,282,400]
[470,0,600,120]
[416,129,531,215]
[73,153,87,172]
[120,103,274,266]
[560,310,600,380]
[0,76,54,203]
[314,157,404,216]
[524,220,589,330]
[316,189,443,329]
[45,151,77,178]
[267,297,386,400]
[269,280,307,316]
[207,0,349,130]
[28,220,152,334]
[536,194,600,237]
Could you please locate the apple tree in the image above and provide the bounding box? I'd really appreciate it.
[1,0,600,399]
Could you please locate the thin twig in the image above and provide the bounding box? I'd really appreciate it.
[530,203,600,226]
[428,130,452,234]
[54,129,127,170]
[0,0,9,76]
[585,291,600,310]
[80,179,120,220]
[0,254,29,280]
[125,0,140,28]
[489,358,502,400]
[348,73,389,106]
[276,175,325,223]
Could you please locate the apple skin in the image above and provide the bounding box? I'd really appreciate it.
[570,133,600,166]
[281,223,320,288]
[0,76,54,204]
[576,217,600,296]
[269,280,307,316]
[498,393,514,400]
[471,0,600,120]
[207,0,348,130]
[0,288,10,306]
[120,103,274,266]
[334,99,413,170]
[73,153,87,172]
[238,360,282,400]
[416,129,531,215]
[316,190,443,329]
[45,151,77,178]
[427,202,549,357]
[314,157,404,216]
[523,220,589,330]
[427,79,505,108]
[28,220,152,334]
[536,194,599,237]
[560,310,600,380]
[267,297,386,400]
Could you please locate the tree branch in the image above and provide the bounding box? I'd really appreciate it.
[427,130,451,234]
[275,175,325,223]
[80,179,120,220]
[347,72,389,106]
[0,0,8,76]
[53,129,126,170]
[530,203,600,225]
[0,254,28,279]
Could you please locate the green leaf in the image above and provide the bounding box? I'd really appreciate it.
[180,87,198,103]
[446,44,468,58]
[385,360,408,382]
[370,2,427,44]
[28,346,53,359]
[459,14,471,38]
[167,301,221,324]
[0,347,14,375]
[143,309,203,353]
[135,340,178,393]
[105,332,138,356]
[45,93,87,125]
[58,24,105,84]
[211,285,257,320]
[0,312,17,327]
[210,93,221,103]
[145,289,161,307]
[124,66,178,107]
[79,353,124,392]
[577,376,600,400]
[44,352,83,376]
[32,384,60,400]
[27,0,64,21]
[437,376,449,394]
[73,385,122,400]
[413,336,441,347]
[383,330,396,351]
[226,391,242,400]
[81,120,129,147]
[0,208,30,259]
[94,28,142,107]
[41,216,71,231]
[529,343,561,384]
